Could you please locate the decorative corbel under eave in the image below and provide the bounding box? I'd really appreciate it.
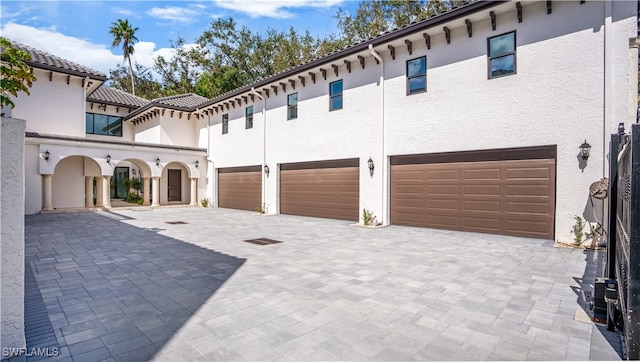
[271,85,278,95]
[490,11,497,31]
[344,60,351,73]
[242,96,248,104]
[262,88,270,98]
[66,75,70,85]
[170,110,175,117]
[298,76,305,87]
[443,27,451,44]
[546,0,552,14]
[465,19,472,37]
[280,82,287,92]
[423,33,431,49]
[308,72,316,84]
[405,39,412,55]
[388,44,396,60]
[289,79,296,90]
[358,55,365,69]
[49,72,53,81]
[162,109,166,116]
[331,64,339,77]
[320,68,327,80]
[516,2,523,23]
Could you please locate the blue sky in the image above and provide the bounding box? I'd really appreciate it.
[1,0,358,76]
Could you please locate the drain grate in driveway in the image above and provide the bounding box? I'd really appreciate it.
[165,221,188,225]
[244,238,283,245]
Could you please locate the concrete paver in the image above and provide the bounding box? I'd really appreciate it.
[18,207,623,361]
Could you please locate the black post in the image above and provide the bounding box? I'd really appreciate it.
[606,128,621,279]
[626,123,640,360]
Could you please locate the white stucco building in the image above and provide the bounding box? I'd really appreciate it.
[4,0,638,243]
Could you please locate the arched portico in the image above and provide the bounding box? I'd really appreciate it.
[45,155,102,211]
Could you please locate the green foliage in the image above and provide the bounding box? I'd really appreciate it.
[109,19,139,95]
[200,197,210,208]
[1,37,37,111]
[255,205,265,214]
[571,216,586,245]
[125,192,141,203]
[108,63,163,100]
[586,222,605,239]
[362,208,376,226]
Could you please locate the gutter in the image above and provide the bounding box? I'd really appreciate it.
[369,45,386,224]
[251,87,267,211]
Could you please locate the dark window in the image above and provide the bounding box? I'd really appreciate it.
[488,31,516,78]
[287,93,298,120]
[222,114,229,134]
[245,106,253,129]
[406,56,426,94]
[85,112,122,136]
[330,80,343,111]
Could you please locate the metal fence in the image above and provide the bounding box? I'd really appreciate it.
[607,123,639,360]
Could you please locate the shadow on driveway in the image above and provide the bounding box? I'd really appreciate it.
[23,212,245,361]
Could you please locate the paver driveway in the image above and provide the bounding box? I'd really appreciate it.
[22,208,621,361]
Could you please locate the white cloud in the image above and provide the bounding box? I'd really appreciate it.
[0,23,191,81]
[147,6,199,24]
[112,7,134,17]
[213,0,343,19]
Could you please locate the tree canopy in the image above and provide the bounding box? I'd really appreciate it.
[1,37,37,113]
[108,0,461,100]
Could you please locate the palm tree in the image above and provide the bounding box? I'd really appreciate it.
[109,19,139,95]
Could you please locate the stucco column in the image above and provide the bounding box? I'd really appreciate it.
[85,176,94,208]
[151,177,160,207]
[42,174,53,211]
[143,177,151,206]
[190,178,198,206]
[102,176,111,209]
[95,177,104,207]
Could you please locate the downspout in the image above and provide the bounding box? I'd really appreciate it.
[251,87,267,211]
[369,44,386,224]
[195,108,211,203]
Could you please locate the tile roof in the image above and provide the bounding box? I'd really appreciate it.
[152,94,209,109]
[87,87,150,108]
[6,40,107,80]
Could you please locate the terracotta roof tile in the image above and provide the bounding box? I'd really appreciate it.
[5,40,106,80]
[152,93,208,109]
[88,87,149,108]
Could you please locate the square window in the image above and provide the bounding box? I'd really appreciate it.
[222,114,229,134]
[85,113,94,134]
[85,112,122,136]
[330,80,343,111]
[246,106,253,129]
[287,93,298,120]
[406,57,426,94]
[488,31,516,78]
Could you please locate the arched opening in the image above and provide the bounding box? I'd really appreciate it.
[51,155,101,210]
[111,158,153,207]
[161,162,190,205]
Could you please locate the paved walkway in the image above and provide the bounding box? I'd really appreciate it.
[19,208,622,361]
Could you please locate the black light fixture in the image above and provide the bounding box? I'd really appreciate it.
[106,154,111,163]
[264,164,270,177]
[156,157,160,166]
[579,140,591,160]
[132,169,136,176]
[367,157,375,176]
[43,150,50,161]
[195,160,200,169]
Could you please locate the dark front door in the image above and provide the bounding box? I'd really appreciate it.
[168,169,181,202]
[112,167,129,199]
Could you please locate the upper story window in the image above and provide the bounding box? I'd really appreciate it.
[488,31,516,79]
[86,113,122,137]
[222,114,229,134]
[246,106,254,129]
[406,56,426,94]
[330,80,343,111]
[287,93,298,120]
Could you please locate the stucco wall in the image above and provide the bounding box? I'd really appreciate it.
[12,69,86,137]
[1,117,26,354]
[206,0,637,242]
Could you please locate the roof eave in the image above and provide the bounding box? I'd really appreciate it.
[27,61,107,81]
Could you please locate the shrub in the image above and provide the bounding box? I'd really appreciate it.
[571,216,586,245]
[362,208,376,226]
[200,198,210,208]
[125,192,141,203]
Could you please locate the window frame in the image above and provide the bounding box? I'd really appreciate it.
[222,114,229,134]
[85,112,123,137]
[287,93,298,120]
[329,79,343,111]
[487,31,517,79]
[406,56,427,95]
[245,106,254,129]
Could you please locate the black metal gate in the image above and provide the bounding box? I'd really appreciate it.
[607,123,640,360]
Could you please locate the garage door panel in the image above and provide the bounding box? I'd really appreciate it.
[391,154,555,239]
[218,168,262,211]
[280,161,359,221]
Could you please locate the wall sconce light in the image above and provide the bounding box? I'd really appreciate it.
[264,164,270,177]
[156,158,160,166]
[367,157,375,176]
[43,150,50,161]
[579,140,591,160]
[132,169,137,176]
[195,160,200,169]
[106,154,111,163]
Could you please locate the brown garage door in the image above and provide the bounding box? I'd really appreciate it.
[218,166,262,211]
[280,159,359,221]
[391,146,556,239]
